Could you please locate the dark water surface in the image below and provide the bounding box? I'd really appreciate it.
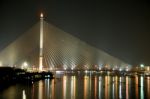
[0,74,150,99]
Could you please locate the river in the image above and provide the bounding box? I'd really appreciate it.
[0,73,150,99]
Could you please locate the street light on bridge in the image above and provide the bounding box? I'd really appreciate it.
[22,61,28,70]
[140,64,144,68]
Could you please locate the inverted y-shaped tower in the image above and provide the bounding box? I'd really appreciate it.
[39,13,44,71]
[0,13,130,69]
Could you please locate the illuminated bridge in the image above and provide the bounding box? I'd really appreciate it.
[0,14,130,71]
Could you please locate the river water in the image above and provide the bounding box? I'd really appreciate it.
[0,73,150,99]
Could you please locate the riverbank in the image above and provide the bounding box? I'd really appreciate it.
[0,67,54,90]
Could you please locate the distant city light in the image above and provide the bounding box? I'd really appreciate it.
[71,64,76,70]
[64,68,67,70]
[85,70,88,73]
[22,61,28,69]
[147,67,150,71]
[99,67,101,70]
[71,67,74,70]
[63,64,67,70]
[23,62,28,67]
[125,66,129,71]
[140,64,144,68]
[125,68,129,71]
[119,68,122,71]
[40,13,43,18]
[56,71,64,74]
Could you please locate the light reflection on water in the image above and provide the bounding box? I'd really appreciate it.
[140,76,144,99]
[22,90,26,99]
[38,80,43,99]
[135,76,139,99]
[126,76,129,99]
[0,74,150,99]
[147,77,150,98]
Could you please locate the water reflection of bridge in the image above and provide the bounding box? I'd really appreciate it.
[0,14,130,71]
[2,74,150,99]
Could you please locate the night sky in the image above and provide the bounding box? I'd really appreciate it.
[0,0,150,66]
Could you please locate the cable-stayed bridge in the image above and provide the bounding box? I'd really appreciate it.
[0,15,130,71]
